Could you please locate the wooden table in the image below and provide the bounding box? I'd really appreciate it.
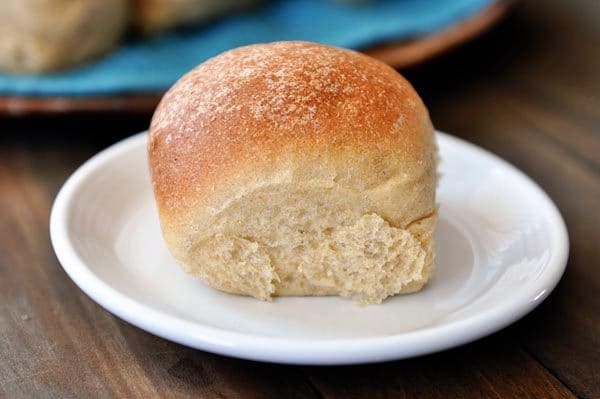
[1,0,598,397]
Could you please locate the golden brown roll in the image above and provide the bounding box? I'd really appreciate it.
[149,41,437,304]
[0,0,128,73]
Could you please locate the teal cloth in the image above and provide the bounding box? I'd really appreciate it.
[0,0,493,96]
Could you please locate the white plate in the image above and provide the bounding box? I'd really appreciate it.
[50,131,568,365]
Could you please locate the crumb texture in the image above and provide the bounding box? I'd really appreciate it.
[191,234,277,301]
[184,187,435,304]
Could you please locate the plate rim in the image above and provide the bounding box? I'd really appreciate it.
[50,130,569,365]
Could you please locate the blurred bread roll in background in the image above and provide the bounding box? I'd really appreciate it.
[0,0,374,73]
[132,0,263,33]
[0,0,128,73]
[149,41,438,305]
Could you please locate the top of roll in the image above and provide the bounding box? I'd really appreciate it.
[149,41,433,216]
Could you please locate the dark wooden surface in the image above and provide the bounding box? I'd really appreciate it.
[1,0,598,397]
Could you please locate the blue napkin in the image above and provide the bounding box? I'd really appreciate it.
[0,0,493,96]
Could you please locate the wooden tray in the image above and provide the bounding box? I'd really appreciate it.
[0,1,512,116]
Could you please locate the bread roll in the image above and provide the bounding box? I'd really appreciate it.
[149,41,437,304]
[132,0,262,33]
[0,0,128,73]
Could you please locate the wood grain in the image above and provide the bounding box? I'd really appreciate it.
[0,0,598,397]
[305,337,575,399]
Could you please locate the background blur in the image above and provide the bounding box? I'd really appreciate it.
[1,0,598,397]
[0,0,505,106]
